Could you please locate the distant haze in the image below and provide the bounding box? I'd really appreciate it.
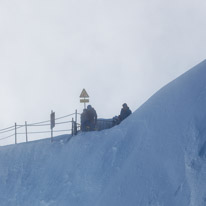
[0,0,206,144]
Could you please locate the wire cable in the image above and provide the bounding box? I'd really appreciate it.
[0,133,15,141]
[0,125,15,132]
[55,121,72,125]
[0,128,15,134]
[55,113,76,120]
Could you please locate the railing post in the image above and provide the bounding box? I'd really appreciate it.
[15,123,17,144]
[74,121,77,135]
[25,121,28,142]
[50,110,55,142]
[75,110,77,124]
[75,110,78,135]
[51,127,53,142]
[71,118,74,136]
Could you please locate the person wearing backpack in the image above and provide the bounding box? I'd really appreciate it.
[119,103,132,122]
[81,109,89,131]
[86,105,97,131]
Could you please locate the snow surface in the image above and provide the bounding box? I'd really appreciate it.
[1,60,206,206]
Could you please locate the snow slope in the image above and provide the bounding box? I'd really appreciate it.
[0,60,206,206]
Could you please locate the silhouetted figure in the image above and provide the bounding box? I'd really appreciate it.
[112,116,121,126]
[86,105,97,131]
[81,109,89,131]
[119,103,132,123]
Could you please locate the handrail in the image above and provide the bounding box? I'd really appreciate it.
[0,111,117,145]
[55,113,75,121]
[55,121,72,125]
[22,123,51,127]
[0,111,80,144]
[31,120,50,125]
[0,125,15,132]
[0,128,15,134]
[0,133,15,141]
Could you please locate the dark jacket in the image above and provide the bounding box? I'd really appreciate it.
[119,107,132,121]
[81,110,88,124]
[81,109,89,131]
[87,107,97,123]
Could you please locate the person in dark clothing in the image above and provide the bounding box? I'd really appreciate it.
[86,105,97,131]
[81,109,89,131]
[119,103,132,122]
[112,115,121,126]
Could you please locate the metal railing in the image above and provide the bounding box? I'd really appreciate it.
[0,110,120,146]
[0,110,80,145]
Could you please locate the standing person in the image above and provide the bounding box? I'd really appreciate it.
[119,103,132,122]
[81,109,89,131]
[86,105,97,131]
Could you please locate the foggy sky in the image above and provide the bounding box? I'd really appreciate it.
[0,0,206,144]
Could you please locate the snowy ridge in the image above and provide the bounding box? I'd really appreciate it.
[0,60,206,206]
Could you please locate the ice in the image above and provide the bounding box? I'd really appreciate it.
[0,60,206,205]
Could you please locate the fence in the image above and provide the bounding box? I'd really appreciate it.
[0,110,80,146]
[0,110,119,146]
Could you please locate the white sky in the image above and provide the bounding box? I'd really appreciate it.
[0,0,206,134]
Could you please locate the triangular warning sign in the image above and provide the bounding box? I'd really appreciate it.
[80,89,89,98]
